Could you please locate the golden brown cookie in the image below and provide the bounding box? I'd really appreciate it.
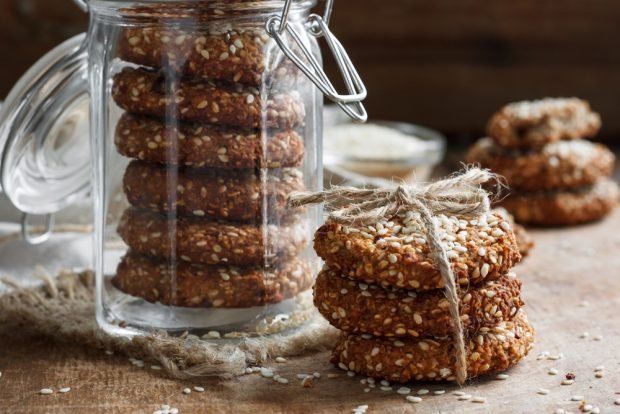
[118,207,309,266]
[491,208,535,257]
[501,178,619,226]
[314,212,521,291]
[331,311,534,383]
[314,268,523,338]
[115,113,305,169]
[113,251,312,308]
[467,138,615,191]
[118,27,299,87]
[123,160,305,222]
[487,98,601,149]
[112,67,305,129]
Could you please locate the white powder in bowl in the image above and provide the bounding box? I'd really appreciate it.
[324,123,432,161]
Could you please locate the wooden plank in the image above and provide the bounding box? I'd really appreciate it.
[1,210,620,413]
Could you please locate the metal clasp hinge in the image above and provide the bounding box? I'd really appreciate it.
[266,0,368,122]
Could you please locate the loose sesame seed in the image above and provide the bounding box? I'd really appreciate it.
[313,372,321,378]
[105,350,114,355]
[183,388,191,394]
[275,357,287,363]
[406,396,422,403]
[397,387,411,395]
[277,377,289,384]
[434,390,446,395]
[260,368,274,378]
[570,395,584,401]
[193,386,205,392]
[495,374,509,380]
[347,371,355,377]
[593,335,603,341]
[380,380,390,386]
[594,365,604,371]
[615,398,620,405]
[151,365,162,370]
[561,379,574,385]
[537,388,550,395]
[595,372,604,378]
[471,396,486,403]
[548,368,559,375]
[458,394,472,401]
[452,391,466,396]
[39,388,54,395]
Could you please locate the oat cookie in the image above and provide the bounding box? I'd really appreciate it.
[115,113,305,169]
[314,269,523,338]
[501,177,619,226]
[467,138,614,191]
[487,98,601,149]
[492,208,534,257]
[118,207,309,266]
[314,212,521,291]
[123,161,305,222]
[113,251,312,308]
[118,27,299,87]
[331,311,534,383]
[112,67,305,129]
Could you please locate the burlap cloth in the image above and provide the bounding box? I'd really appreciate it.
[0,267,338,379]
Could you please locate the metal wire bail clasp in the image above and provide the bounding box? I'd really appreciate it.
[266,0,368,122]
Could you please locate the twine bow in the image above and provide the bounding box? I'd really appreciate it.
[289,167,503,385]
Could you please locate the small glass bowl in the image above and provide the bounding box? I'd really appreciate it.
[323,107,446,188]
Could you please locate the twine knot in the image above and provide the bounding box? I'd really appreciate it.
[289,167,503,385]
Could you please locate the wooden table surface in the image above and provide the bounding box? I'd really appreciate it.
[1,211,620,414]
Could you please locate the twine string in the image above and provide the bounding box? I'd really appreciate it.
[289,167,502,385]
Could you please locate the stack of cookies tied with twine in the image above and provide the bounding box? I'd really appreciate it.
[109,6,314,314]
[467,98,618,226]
[290,168,535,384]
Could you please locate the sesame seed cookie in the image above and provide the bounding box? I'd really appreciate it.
[313,212,521,291]
[118,207,309,266]
[467,138,615,191]
[501,177,619,226]
[314,268,523,339]
[112,67,305,130]
[118,27,299,87]
[113,251,313,308]
[115,113,305,169]
[331,311,534,383]
[492,208,534,257]
[486,98,601,149]
[123,161,305,222]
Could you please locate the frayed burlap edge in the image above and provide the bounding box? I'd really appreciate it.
[0,269,338,380]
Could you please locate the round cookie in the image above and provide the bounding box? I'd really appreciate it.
[331,311,534,383]
[118,27,299,87]
[115,113,305,169]
[123,160,305,222]
[314,212,521,291]
[501,177,619,226]
[314,268,523,338]
[487,98,601,149]
[112,67,305,130]
[113,251,313,308]
[467,138,615,191]
[118,207,309,266]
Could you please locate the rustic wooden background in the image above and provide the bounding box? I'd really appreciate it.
[1,0,619,143]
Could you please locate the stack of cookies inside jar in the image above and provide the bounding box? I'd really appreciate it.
[107,7,318,333]
[313,209,534,382]
[468,98,618,226]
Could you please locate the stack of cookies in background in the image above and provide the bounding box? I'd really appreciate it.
[468,98,618,226]
[109,22,314,311]
[313,210,534,382]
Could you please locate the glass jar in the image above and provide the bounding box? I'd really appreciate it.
[0,0,366,338]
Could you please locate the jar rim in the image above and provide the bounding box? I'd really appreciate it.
[90,0,317,21]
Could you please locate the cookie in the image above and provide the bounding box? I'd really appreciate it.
[113,251,313,308]
[115,113,305,169]
[314,212,521,291]
[331,311,534,383]
[467,138,615,191]
[314,268,523,338]
[112,67,305,129]
[118,27,299,87]
[501,177,619,226]
[487,98,601,149]
[118,207,309,266]
[492,208,534,257]
[123,160,305,222]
